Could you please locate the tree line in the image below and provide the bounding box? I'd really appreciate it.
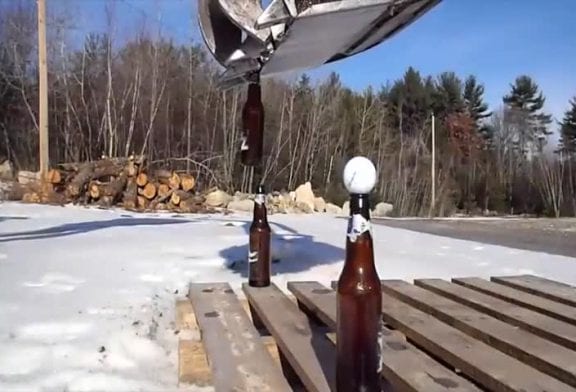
[1,1,575,216]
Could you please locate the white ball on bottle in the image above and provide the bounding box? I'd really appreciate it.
[343,156,377,194]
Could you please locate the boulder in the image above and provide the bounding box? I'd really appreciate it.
[314,197,326,212]
[233,191,250,201]
[294,182,315,212]
[0,159,14,180]
[372,202,394,217]
[227,199,254,213]
[295,201,314,214]
[205,189,232,207]
[342,201,350,216]
[288,191,296,202]
[325,203,342,215]
[270,193,292,214]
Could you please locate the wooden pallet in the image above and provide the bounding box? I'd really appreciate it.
[177,275,576,391]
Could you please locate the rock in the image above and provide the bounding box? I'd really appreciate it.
[372,202,393,217]
[0,159,14,180]
[342,201,350,216]
[269,193,291,214]
[314,197,326,212]
[325,203,342,215]
[205,190,232,207]
[227,199,254,213]
[295,201,314,214]
[289,191,296,202]
[233,191,250,201]
[295,182,315,212]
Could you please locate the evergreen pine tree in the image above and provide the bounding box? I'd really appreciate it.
[559,96,576,155]
[388,66,432,135]
[463,75,492,144]
[503,75,552,154]
[433,72,464,117]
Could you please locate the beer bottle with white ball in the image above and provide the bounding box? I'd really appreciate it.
[337,156,383,391]
[248,184,271,287]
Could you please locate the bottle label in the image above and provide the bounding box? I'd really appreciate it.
[240,135,249,151]
[248,250,258,264]
[347,214,370,242]
[255,194,265,205]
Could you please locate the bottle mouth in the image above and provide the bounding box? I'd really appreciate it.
[256,184,265,194]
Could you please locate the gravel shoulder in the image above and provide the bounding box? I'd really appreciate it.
[373,217,576,258]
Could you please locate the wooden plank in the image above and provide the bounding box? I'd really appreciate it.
[382,279,576,387]
[179,339,212,386]
[188,282,291,392]
[415,278,576,350]
[175,299,212,386]
[492,275,576,307]
[242,283,336,392]
[453,277,576,326]
[176,299,197,330]
[287,281,481,392]
[379,287,573,391]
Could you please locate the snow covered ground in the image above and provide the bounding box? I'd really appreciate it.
[1,201,575,391]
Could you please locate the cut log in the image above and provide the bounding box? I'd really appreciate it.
[138,182,157,200]
[66,160,124,198]
[44,169,62,184]
[169,172,181,190]
[137,195,149,209]
[126,156,143,177]
[170,190,193,206]
[123,178,138,209]
[155,169,172,185]
[149,187,174,210]
[56,156,144,172]
[41,181,54,195]
[3,181,26,201]
[98,195,114,207]
[18,170,41,185]
[22,192,41,203]
[136,172,148,187]
[180,197,205,213]
[180,174,195,192]
[100,172,128,206]
[158,183,171,198]
[89,181,101,199]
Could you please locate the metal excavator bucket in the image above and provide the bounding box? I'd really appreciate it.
[198,0,441,89]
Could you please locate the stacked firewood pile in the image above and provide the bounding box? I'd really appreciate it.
[12,156,213,213]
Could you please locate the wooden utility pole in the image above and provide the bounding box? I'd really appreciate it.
[37,0,49,176]
[430,112,436,218]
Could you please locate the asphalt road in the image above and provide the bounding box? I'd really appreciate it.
[373,218,576,258]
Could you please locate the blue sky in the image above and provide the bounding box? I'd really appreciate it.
[59,0,575,129]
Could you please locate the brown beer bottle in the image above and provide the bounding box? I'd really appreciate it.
[336,192,382,390]
[240,82,264,167]
[248,185,271,287]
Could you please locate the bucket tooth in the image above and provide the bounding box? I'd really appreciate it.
[218,57,260,80]
[256,0,293,29]
[217,74,251,90]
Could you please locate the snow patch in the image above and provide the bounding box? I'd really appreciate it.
[0,201,574,391]
[17,321,92,342]
[23,273,85,293]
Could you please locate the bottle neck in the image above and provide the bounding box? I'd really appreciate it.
[247,83,261,102]
[253,192,268,223]
[349,194,370,220]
